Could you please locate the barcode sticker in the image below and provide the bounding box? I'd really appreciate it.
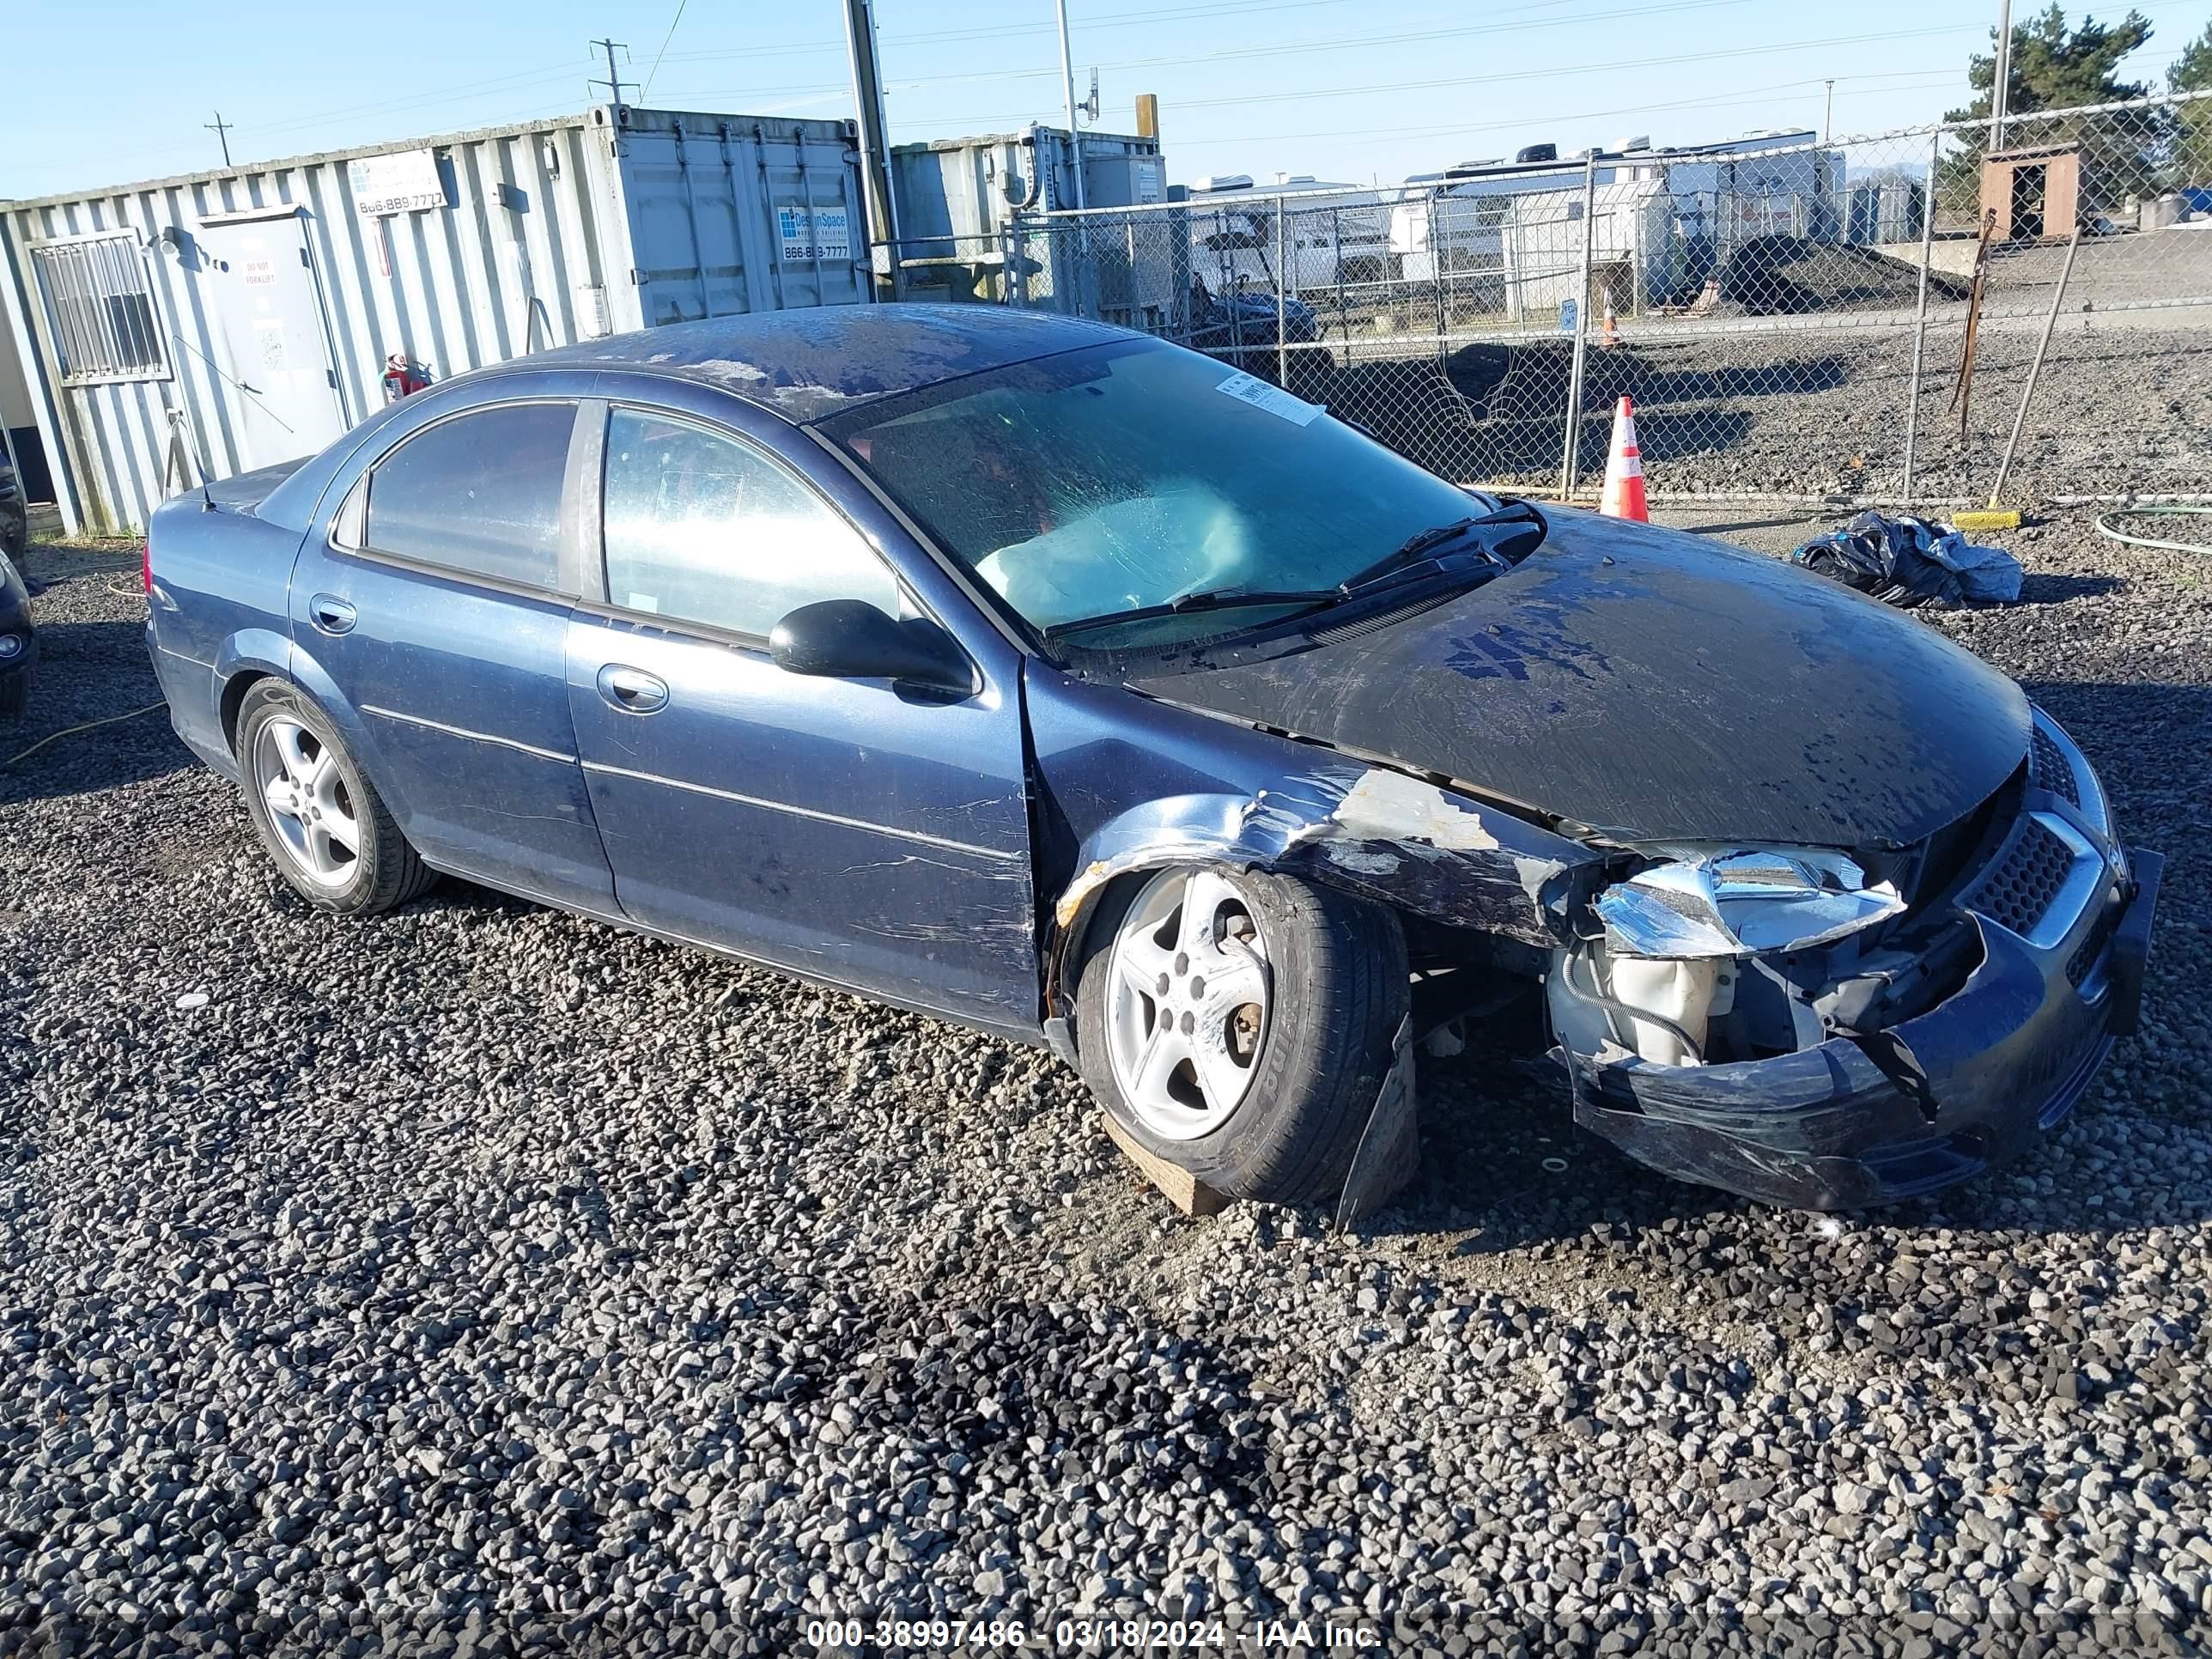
[1214,371,1323,426]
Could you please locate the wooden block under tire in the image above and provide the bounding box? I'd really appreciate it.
[1101,1112,1233,1217]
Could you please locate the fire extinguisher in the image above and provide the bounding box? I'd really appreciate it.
[382,353,429,403]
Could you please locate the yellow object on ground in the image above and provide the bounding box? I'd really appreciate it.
[1951,508,2021,533]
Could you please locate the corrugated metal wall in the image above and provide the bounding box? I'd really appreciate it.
[0,106,867,536]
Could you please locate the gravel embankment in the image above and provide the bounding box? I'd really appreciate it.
[2,515,2209,1656]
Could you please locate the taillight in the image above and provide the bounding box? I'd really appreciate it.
[141,540,152,596]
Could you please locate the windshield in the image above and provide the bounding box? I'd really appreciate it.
[820,337,1506,645]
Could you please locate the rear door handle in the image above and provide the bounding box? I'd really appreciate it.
[308,594,356,636]
[596,664,668,714]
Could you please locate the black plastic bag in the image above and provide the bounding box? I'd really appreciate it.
[1790,512,2022,610]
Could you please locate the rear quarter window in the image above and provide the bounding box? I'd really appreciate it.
[366,402,574,589]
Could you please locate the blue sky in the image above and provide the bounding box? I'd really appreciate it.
[6,0,2200,200]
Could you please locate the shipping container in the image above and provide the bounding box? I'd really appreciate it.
[0,105,870,535]
[887,126,1165,309]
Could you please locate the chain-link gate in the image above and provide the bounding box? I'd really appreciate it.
[1005,93,2212,508]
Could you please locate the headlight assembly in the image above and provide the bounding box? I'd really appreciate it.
[1595,848,1906,960]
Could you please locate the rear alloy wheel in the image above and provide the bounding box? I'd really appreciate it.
[235,680,437,915]
[255,718,361,890]
[1077,865,1408,1205]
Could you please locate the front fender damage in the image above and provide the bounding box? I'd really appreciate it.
[1046,763,1601,1011]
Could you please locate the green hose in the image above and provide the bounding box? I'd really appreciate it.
[2094,504,2212,556]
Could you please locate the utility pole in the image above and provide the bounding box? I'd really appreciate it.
[1988,0,2013,149]
[842,0,902,297]
[589,38,632,106]
[1823,80,1834,144]
[206,111,234,168]
[1055,0,1086,210]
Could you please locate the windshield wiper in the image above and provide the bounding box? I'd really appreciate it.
[1042,586,1340,640]
[1341,500,1549,591]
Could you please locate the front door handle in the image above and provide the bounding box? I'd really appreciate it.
[596,664,669,714]
[308,594,356,636]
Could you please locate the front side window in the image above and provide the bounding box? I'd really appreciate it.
[820,338,1490,644]
[600,410,897,640]
[366,402,574,589]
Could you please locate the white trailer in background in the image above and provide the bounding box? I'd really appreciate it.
[1182,174,1393,296]
[1387,131,1844,317]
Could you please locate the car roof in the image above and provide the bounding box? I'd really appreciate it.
[516,303,1136,422]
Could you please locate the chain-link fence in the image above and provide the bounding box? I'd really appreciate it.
[1005,93,2212,507]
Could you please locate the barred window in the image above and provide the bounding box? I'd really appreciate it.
[32,236,165,383]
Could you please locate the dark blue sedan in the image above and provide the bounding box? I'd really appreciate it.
[144,306,2158,1210]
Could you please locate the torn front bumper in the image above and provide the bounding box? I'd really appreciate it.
[1559,841,2160,1212]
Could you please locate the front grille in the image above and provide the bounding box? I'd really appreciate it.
[2066,923,2107,988]
[2031,726,2079,806]
[1964,817,2075,938]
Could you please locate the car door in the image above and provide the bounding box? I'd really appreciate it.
[289,395,617,909]
[563,400,1037,1030]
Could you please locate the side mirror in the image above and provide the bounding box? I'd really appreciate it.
[769,599,973,695]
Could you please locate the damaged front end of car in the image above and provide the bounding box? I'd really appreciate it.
[1034,659,2159,1212]
[1548,708,2161,1209]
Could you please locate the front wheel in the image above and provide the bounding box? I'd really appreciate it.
[1075,866,1407,1205]
[234,680,437,915]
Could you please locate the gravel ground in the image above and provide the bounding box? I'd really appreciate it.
[2,513,2209,1657]
[1324,316,2212,505]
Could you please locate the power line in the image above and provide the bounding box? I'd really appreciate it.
[1158,70,1968,153]
[652,10,1988,140]
[1158,22,1984,112]
[649,0,1763,101]
[642,1,690,100]
[890,43,1975,150]
[245,60,587,140]
[654,0,1574,66]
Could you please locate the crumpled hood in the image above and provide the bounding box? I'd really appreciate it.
[1127,508,2030,848]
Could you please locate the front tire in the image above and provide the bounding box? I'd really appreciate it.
[234,680,436,915]
[1076,866,1407,1205]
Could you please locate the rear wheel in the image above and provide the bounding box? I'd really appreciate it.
[1076,865,1407,1205]
[235,680,436,915]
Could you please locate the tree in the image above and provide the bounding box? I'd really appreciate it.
[1939,6,2164,216]
[1946,5,2155,125]
[2169,15,2212,93]
[2172,17,2212,173]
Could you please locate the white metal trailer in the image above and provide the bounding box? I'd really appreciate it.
[0,105,870,536]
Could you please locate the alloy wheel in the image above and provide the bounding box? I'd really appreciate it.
[253,719,362,888]
[1103,867,1272,1139]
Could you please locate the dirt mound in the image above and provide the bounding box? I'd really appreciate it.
[1718,237,1960,314]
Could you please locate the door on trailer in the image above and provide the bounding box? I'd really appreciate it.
[196,210,349,471]
[617,120,866,325]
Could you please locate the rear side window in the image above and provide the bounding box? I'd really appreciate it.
[600,410,897,639]
[366,402,574,588]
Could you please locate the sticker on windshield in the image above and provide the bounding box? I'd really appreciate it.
[1213,371,1323,426]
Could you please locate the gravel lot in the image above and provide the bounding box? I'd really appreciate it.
[1325,315,2212,505]
[2,511,2209,1657]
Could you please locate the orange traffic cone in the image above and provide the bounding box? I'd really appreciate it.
[1601,298,1621,349]
[1600,395,1648,521]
